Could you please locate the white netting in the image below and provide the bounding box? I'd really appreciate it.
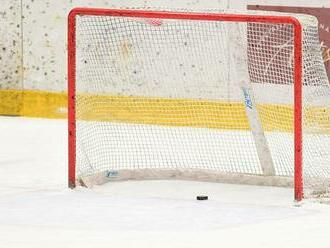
[71,9,330,199]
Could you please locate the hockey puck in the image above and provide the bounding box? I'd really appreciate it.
[196,195,208,200]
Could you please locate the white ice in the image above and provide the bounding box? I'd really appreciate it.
[0,116,330,248]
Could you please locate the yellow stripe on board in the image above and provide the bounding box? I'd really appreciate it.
[0,90,67,119]
[77,94,250,130]
[0,90,23,116]
[1,90,329,134]
[77,94,296,132]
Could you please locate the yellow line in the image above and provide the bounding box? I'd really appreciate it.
[1,90,329,134]
[0,90,67,119]
[77,94,295,132]
[0,90,23,116]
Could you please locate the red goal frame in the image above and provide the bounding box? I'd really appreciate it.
[67,8,303,201]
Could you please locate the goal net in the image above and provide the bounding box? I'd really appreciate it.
[68,8,330,201]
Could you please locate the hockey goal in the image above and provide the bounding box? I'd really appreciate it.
[68,8,330,201]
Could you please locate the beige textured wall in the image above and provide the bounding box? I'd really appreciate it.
[23,0,241,92]
[0,0,22,90]
[248,0,330,8]
[1,0,328,92]
[0,0,247,91]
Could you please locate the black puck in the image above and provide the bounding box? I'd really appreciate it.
[196,195,208,200]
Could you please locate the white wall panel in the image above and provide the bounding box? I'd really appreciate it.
[248,0,330,8]
[21,0,246,91]
[0,0,22,89]
[3,0,330,92]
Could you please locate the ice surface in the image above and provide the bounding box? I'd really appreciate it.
[0,117,330,248]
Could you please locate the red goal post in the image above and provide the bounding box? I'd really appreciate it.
[68,8,303,200]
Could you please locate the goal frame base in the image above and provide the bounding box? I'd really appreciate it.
[78,169,294,188]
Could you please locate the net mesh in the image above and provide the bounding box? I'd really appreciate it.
[72,9,330,199]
